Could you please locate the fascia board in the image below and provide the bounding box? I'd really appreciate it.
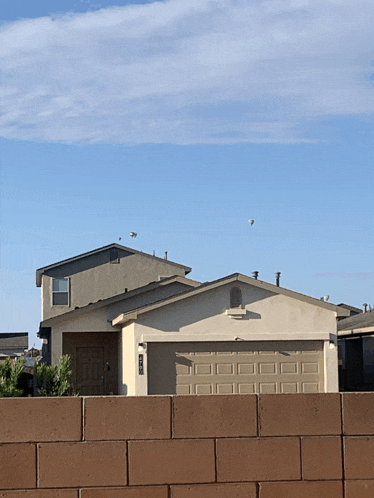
[112,312,138,326]
[338,325,374,337]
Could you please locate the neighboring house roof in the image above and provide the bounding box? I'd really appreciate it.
[113,273,349,326]
[39,275,201,328]
[0,333,28,357]
[338,310,374,333]
[337,303,363,316]
[36,243,191,286]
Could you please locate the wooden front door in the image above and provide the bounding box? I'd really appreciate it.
[63,332,119,395]
[76,347,105,395]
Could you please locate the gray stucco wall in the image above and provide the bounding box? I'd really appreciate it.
[42,250,188,320]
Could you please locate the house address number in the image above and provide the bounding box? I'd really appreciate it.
[139,354,144,375]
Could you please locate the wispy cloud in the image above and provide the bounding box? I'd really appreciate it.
[1,0,374,145]
[314,271,374,280]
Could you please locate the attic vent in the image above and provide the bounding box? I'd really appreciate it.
[110,249,120,264]
[230,287,242,308]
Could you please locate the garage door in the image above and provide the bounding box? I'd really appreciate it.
[147,341,324,395]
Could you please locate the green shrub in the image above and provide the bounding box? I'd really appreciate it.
[34,354,80,396]
[0,357,24,397]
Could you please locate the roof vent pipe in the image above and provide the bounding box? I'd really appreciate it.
[164,251,167,260]
[275,272,281,287]
[363,303,368,313]
[252,271,259,280]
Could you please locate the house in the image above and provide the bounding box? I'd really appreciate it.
[36,243,198,393]
[37,245,349,395]
[112,273,348,395]
[338,309,374,391]
[0,333,28,361]
[36,243,191,321]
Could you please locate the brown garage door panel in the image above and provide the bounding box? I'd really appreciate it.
[147,341,324,395]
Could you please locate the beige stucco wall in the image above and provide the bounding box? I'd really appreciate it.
[119,323,136,395]
[121,282,339,395]
[42,253,187,320]
[136,283,337,337]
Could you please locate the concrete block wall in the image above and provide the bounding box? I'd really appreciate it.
[1,393,374,497]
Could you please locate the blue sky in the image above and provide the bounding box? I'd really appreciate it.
[1,0,373,348]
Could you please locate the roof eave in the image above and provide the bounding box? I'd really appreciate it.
[112,311,138,326]
[36,270,42,287]
[36,243,191,286]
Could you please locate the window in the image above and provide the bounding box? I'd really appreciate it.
[52,278,69,305]
[230,286,242,308]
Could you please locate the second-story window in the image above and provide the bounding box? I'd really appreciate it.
[230,286,242,308]
[52,278,69,305]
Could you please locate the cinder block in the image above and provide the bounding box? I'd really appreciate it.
[0,491,78,498]
[0,398,82,443]
[259,394,341,436]
[0,443,36,490]
[81,487,168,498]
[172,395,257,439]
[128,439,215,485]
[259,480,343,498]
[170,483,257,498]
[301,436,343,480]
[84,396,171,440]
[38,441,127,488]
[344,437,374,479]
[345,480,374,498]
[342,393,374,435]
[216,437,300,482]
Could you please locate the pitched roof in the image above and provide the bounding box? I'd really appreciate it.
[338,310,374,332]
[39,275,200,327]
[113,273,349,326]
[0,333,28,356]
[36,243,191,286]
[337,303,363,316]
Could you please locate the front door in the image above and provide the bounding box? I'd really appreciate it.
[63,332,119,395]
[76,347,104,395]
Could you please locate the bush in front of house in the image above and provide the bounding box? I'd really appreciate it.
[0,357,24,397]
[34,354,80,396]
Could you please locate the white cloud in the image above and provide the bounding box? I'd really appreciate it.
[0,0,373,144]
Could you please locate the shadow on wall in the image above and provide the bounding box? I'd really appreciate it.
[44,248,134,279]
[241,311,261,321]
